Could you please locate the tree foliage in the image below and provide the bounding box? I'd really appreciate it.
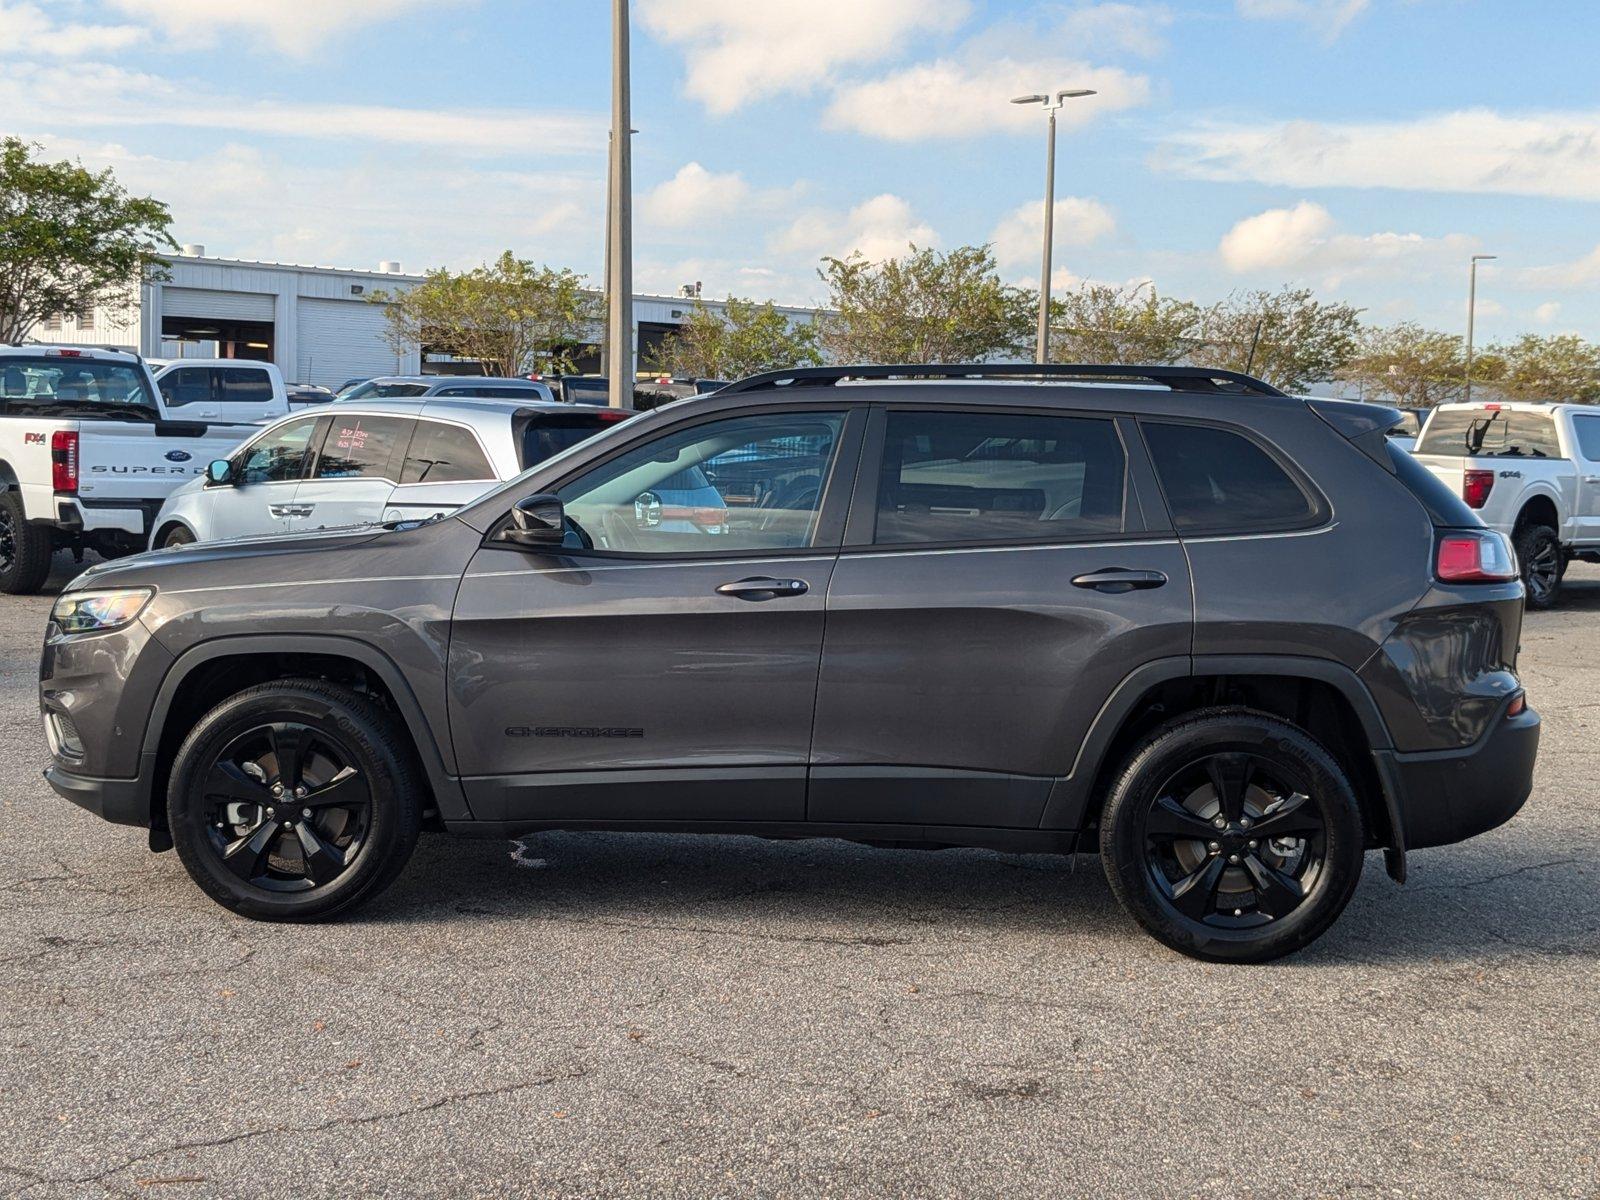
[1046,282,1202,365]
[817,244,1033,364]
[1479,333,1600,405]
[372,251,601,377]
[0,137,176,343]
[655,296,823,379]
[1342,321,1470,408]
[1190,286,1363,393]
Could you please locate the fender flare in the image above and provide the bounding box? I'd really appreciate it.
[1508,483,1564,532]
[140,633,470,822]
[1040,653,1405,876]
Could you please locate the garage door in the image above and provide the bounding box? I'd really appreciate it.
[163,288,275,320]
[297,298,406,389]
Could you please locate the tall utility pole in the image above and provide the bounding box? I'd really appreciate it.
[606,0,634,408]
[1464,253,1497,404]
[1011,89,1096,364]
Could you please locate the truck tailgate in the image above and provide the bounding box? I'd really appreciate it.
[1409,454,1465,499]
[75,421,257,506]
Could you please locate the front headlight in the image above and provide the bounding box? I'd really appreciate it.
[50,588,154,635]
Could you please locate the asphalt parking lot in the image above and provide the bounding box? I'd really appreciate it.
[1,560,1596,1200]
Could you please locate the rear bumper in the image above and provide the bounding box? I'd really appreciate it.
[1378,706,1540,851]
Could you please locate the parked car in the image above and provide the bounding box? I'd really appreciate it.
[1411,400,1600,607]
[335,378,370,396]
[540,375,724,408]
[336,376,557,404]
[286,383,335,410]
[151,359,288,426]
[1385,408,1425,453]
[41,363,1538,962]
[148,397,630,547]
[0,345,289,590]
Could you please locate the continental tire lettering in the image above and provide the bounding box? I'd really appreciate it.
[505,726,645,739]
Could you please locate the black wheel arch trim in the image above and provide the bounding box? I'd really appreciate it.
[138,634,470,824]
[1041,653,1409,882]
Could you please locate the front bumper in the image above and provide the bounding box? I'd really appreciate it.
[43,755,156,828]
[1377,704,1540,851]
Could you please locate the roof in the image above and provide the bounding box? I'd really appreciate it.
[285,394,618,433]
[1431,400,1582,414]
[1,344,141,362]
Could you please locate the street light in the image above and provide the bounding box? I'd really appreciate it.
[1012,88,1097,364]
[1465,253,1497,404]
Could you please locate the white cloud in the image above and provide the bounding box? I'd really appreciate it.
[641,163,752,228]
[1217,201,1475,285]
[638,0,970,116]
[1236,0,1370,38]
[826,57,1149,141]
[1534,301,1563,324]
[774,193,938,264]
[1,62,605,157]
[1160,109,1600,202]
[0,1,145,54]
[991,197,1117,268]
[1520,244,1600,289]
[106,0,460,56]
[1058,3,1172,57]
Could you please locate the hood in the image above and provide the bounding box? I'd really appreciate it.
[64,524,395,593]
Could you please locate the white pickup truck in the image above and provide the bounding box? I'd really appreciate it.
[1412,400,1600,608]
[0,345,287,592]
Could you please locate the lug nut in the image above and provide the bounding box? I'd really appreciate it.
[272,784,284,796]
[1249,840,1258,849]
[1208,842,1221,854]
[1240,817,1252,829]
[301,808,311,818]
[294,787,307,799]
[1212,816,1226,829]
[266,807,276,818]
[1228,854,1241,864]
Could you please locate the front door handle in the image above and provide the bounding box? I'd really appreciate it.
[1584,475,1600,484]
[716,576,809,602]
[269,504,315,519]
[1071,568,1168,594]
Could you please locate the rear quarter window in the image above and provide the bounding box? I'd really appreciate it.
[1142,421,1320,535]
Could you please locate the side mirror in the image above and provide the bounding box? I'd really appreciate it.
[207,459,233,485]
[499,493,566,548]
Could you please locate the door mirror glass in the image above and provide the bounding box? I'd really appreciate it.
[500,493,566,547]
[207,459,233,485]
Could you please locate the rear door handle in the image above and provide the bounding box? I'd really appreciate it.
[716,576,809,602]
[1071,568,1168,594]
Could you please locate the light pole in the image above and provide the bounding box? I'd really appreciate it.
[606,0,634,409]
[1012,88,1096,364]
[1464,253,1496,404]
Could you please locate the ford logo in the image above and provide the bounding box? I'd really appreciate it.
[165,450,192,463]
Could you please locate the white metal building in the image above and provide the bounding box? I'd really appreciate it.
[33,250,820,390]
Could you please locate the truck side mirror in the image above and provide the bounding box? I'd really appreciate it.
[499,494,566,548]
[207,459,234,485]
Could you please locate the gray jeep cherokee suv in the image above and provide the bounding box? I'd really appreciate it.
[39,364,1540,962]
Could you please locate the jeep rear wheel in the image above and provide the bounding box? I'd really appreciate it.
[0,490,54,594]
[167,680,423,921]
[1100,709,1365,963]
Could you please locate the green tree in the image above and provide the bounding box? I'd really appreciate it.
[0,137,176,343]
[817,244,1033,364]
[1481,333,1600,404]
[372,251,601,377]
[656,296,823,379]
[1341,321,1470,408]
[1047,281,1203,365]
[1191,286,1363,393]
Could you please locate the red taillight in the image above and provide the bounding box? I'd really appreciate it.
[595,410,630,422]
[51,431,79,493]
[1463,469,1495,509]
[1436,531,1517,583]
[1507,692,1527,717]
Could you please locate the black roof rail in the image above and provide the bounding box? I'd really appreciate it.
[716,363,1288,398]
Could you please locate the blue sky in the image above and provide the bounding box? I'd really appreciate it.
[4,0,1599,343]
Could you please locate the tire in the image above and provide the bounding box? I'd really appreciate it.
[1514,523,1561,610]
[0,489,55,594]
[167,680,424,921]
[1099,708,1365,964]
[159,525,197,549]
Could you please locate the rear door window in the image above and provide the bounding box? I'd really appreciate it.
[1571,415,1600,462]
[313,415,413,481]
[399,420,495,484]
[1142,422,1318,535]
[1415,409,1563,458]
[217,367,274,404]
[873,410,1126,545]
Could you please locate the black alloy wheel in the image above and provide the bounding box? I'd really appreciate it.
[1516,524,1560,610]
[1141,751,1326,929]
[1100,710,1365,962]
[201,722,373,892]
[0,501,14,575]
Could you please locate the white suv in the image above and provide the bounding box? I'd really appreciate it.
[149,397,631,547]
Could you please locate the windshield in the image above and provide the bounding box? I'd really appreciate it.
[457,408,657,523]
[0,356,156,417]
[1416,408,1562,458]
[337,380,429,401]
